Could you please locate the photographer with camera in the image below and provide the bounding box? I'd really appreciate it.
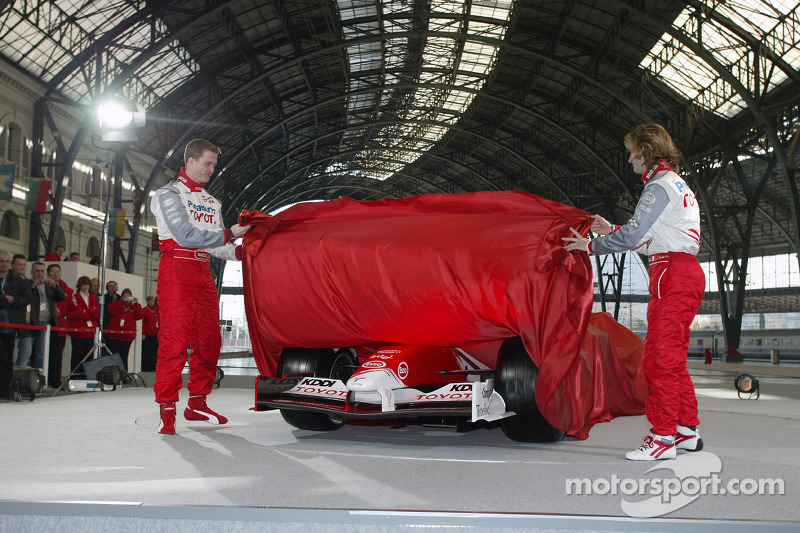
[105,288,143,371]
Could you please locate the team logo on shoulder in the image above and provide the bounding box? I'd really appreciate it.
[642,192,656,204]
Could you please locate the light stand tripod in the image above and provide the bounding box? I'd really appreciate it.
[51,149,118,396]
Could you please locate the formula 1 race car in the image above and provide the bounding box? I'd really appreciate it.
[256,337,566,442]
[242,191,646,442]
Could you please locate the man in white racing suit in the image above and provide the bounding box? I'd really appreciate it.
[563,123,705,461]
[150,139,250,434]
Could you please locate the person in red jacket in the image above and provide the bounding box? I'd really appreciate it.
[47,263,72,388]
[141,296,159,372]
[44,245,65,262]
[105,288,143,371]
[65,276,98,379]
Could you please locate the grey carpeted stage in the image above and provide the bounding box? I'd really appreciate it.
[1,361,799,532]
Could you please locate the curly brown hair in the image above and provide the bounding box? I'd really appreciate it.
[623,124,681,172]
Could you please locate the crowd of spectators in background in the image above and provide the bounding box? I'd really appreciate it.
[0,247,157,398]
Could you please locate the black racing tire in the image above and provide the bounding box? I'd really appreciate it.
[495,337,566,443]
[277,347,357,431]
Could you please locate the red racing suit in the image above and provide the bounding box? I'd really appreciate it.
[150,169,240,404]
[589,159,705,435]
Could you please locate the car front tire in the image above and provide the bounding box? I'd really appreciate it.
[276,347,356,431]
[495,337,566,443]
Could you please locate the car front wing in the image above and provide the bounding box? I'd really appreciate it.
[255,374,514,422]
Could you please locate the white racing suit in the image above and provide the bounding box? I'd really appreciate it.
[590,159,705,436]
[150,170,239,404]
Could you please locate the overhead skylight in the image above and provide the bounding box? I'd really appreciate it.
[0,1,198,110]
[332,0,513,180]
[640,1,800,118]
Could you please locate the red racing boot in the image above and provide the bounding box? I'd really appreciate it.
[158,402,176,435]
[184,395,228,425]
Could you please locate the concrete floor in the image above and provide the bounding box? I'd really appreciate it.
[0,363,798,531]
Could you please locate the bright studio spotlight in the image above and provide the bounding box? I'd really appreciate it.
[734,373,760,399]
[97,97,146,142]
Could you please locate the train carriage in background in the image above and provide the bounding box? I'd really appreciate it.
[686,329,800,362]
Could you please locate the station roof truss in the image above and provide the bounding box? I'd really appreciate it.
[2,1,800,292]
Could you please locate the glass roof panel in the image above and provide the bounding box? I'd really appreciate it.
[639,1,800,118]
[0,1,197,109]
[0,1,138,84]
[337,0,511,180]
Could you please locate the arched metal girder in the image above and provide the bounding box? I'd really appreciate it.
[246,149,469,207]
[129,23,657,272]
[261,180,400,214]
[249,162,460,214]
[208,82,635,205]
[211,77,637,186]
[40,1,243,261]
[690,150,783,359]
[44,119,93,256]
[613,1,800,355]
[251,156,452,204]
[44,1,245,99]
[683,0,800,87]
[42,6,154,98]
[131,36,653,280]
[615,1,800,256]
[220,117,592,218]
[140,26,658,201]
[223,123,516,212]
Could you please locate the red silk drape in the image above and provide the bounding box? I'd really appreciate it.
[239,191,645,438]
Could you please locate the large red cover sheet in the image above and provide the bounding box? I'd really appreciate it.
[239,191,645,438]
[560,312,647,439]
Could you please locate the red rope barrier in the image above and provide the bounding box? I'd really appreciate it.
[0,321,135,336]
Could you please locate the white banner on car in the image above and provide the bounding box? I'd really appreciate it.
[470,378,515,422]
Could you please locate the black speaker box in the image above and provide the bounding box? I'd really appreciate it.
[83,353,126,380]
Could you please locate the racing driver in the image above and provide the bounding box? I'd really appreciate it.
[150,138,250,434]
[562,123,705,461]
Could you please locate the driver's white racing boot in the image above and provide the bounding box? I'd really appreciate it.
[675,425,703,451]
[625,433,676,461]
